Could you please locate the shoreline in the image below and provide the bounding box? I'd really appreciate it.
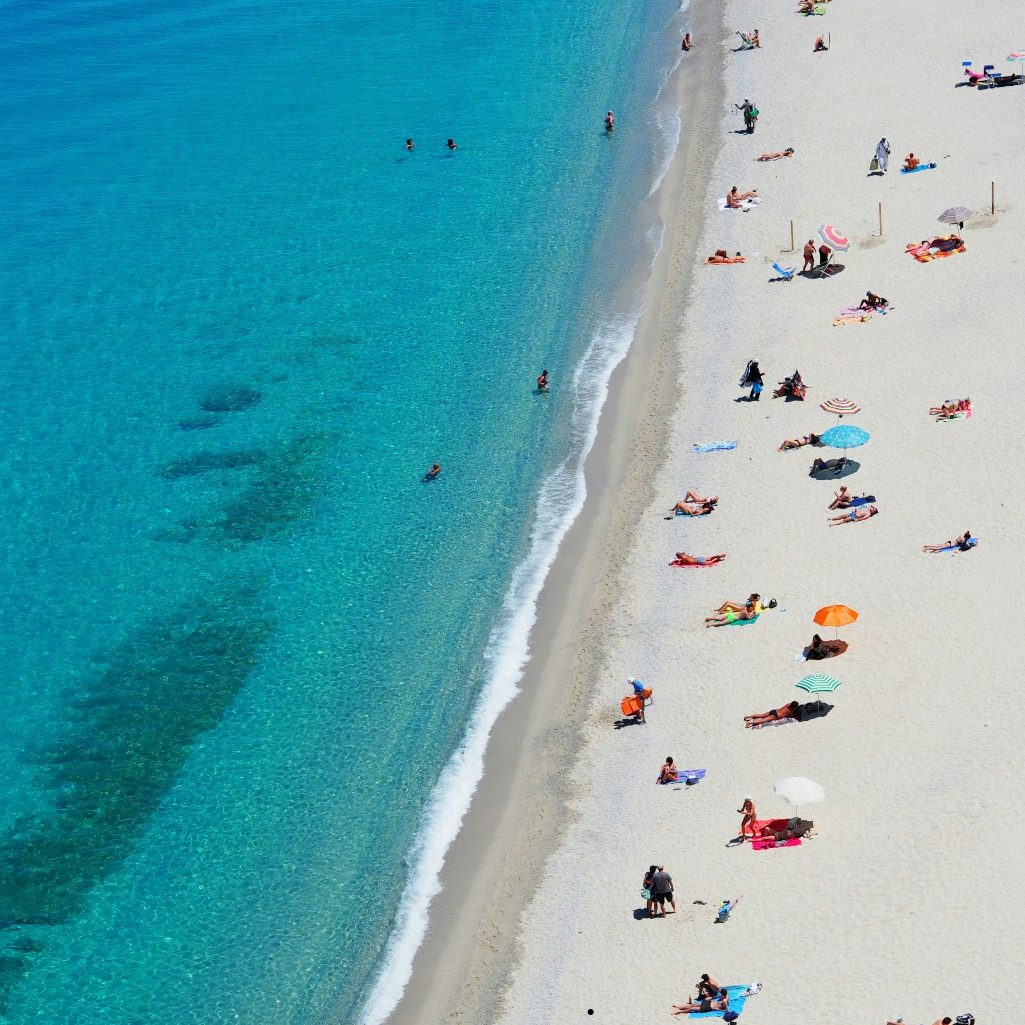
[383,2,728,1021]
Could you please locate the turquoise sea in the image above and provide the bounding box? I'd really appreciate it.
[0,0,686,1020]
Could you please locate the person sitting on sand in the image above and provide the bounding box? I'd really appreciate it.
[829,504,878,525]
[828,486,851,509]
[715,593,760,614]
[423,462,441,480]
[672,551,727,566]
[773,370,806,400]
[706,600,757,627]
[696,975,721,1000]
[681,32,692,50]
[778,432,821,450]
[805,633,842,660]
[745,700,800,727]
[930,397,970,416]
[814,35,827,51]
[757,147,793,161]
[903,152,920,171]
[657,756,679,784]
[859,291,888,310]
[923,531,972,552]
[811,456,845,474]
[673,989,731,1016]
[726,185,758,207]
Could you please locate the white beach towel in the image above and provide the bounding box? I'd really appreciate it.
[718,196,761,211]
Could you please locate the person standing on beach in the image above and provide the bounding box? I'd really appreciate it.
[803,239,815,273]
[738,796,756,840]
[642,864,657,916]
[875,136,890,172]
[605,111,615,132]
[650,866,675,917]
[735,98,756,133]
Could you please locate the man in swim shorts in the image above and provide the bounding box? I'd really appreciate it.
[673,989,730,1015]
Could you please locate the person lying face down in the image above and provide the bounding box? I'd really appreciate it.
[672,551,727,566]
[923,531,972,552]
[744,700,800,726]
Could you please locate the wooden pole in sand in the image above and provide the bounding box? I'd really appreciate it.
[992,181,995,215]
[790,220,794,251]
[878,202,882,236]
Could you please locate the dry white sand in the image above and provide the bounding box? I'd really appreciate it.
[495,2,1025,1023]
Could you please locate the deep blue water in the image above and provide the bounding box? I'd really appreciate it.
[0,0,684,1020]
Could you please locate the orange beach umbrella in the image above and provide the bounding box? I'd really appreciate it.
[814,604,858,639]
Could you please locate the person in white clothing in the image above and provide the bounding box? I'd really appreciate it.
[875,136,890,172]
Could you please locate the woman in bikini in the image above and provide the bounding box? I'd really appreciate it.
[666,492,718,517]
[715,593,760,614]
[657,756,680,784]
[736,797,756,840]
[726,185,758,207]
[923,531,971,552]
[778,432,820,450]
[706,600,757,627]
[673,990,731,1016]
[828,486,851,509]
[829,504,877,525]
[672,552,727,566]
[744,700,800,728]
[756,147,794,161]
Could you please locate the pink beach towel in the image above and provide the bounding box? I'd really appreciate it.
[748,716,797,729]
[752,837,802,851]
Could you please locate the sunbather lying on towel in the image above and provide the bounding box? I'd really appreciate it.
[706,249,745,263]
[716,593,762,614]
[674,491,718,508]
[829,505,878,525]
[906,235,965,261]
[726,186,758,208]
[669,501,716,517]
[811,457,846,475]
[804,633,844,660]
[931,397,970,416]
[706,600,758,627]
[778,432,820,450]
[672,989,731,1016]
[745,700,800,727]
[753,816,814,842]
[923,531,972,552]
[756,148,793,161]
[672,551,727,566]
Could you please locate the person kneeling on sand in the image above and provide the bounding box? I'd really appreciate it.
[779,432,820,450]
[672,551,727,566]
[657,756,679,784]
[829,505,878,525]
[706,600,757,627]
[745,700,800,727]
[673,989,730,1016]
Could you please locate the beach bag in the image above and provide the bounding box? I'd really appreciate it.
[641,887,651,900]
[956,1016,974,1025]
[723,1012,739,1022]
[870,156,879,171]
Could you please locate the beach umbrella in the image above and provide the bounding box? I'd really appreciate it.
[1008,52,1025,80]
[818,224,850,253]
[796,673,843,710]
[819,397,861,425]
[820,424,869,466]
[939,207,973,231]
[814,603,858,642]
[773,777,824,808]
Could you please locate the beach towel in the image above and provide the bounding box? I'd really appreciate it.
[694,441,737,452]
[749,716,797,729]
[658,768,706,784]
[752,837,802,851]
[688,985,750,1019]
[900,162,937,173]
[728,613,759,626]
[840,304,888,316]
[936,409,971,420]
[706,256,746,264]
[717,196,760,211]
[906,236,966,262]
[832,315,871,325]
[930,538,978,553]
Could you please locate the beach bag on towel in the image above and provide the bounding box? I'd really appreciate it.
[723,1013,740,1022]
[956,1016,974,1025]
[870,156,879,171]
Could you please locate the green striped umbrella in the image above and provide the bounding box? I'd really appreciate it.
[796,673,843,710]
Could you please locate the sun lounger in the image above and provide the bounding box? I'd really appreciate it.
[772,262,796,280]
[694,441,737,452]
[735,30,756,49]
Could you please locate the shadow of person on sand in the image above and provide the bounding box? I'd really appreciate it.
[614,716,645,730]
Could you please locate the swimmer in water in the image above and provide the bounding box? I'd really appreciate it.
[423,462,441,481]
[605,111,615,132]
[405,139,414,151]
[537,369,549,391]
[446,138,458,150]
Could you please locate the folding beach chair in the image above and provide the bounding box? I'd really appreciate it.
[736,31,756,49]
[772,262,796,281]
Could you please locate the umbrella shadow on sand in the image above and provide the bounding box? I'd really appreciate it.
[809,458,860,480]
[800,263,846,279]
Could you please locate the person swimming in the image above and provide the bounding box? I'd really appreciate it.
[423,462,441,481]
[537,369,549,391]
[405,139,414,151]
[446,138,458,150]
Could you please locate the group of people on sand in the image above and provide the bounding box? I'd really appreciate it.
[672,976,731,1016]
[705,593,767,628]
[802,239,833,274]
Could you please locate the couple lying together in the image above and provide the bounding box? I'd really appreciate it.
[665,491,718,517]
[706,592,775,627]
[931,397,970,418]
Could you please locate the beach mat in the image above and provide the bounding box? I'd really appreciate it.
[694,441,737,452]
[931,538,978,553]
[658,769,706,784]
[687,985,750,1018]
[749,716,797,729]
[900,162,937,173]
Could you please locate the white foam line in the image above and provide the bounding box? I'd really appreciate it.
[356,307,642,1025]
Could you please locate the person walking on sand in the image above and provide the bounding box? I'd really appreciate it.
[803,239,816,273]
[650,865,675,917]
[605,110,615,132]
[875,136,891,173]
[738,796,756,840]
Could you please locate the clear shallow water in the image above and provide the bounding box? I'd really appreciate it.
[0,0,685,1020]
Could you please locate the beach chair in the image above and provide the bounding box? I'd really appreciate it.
[736,31,755,50]
[772,262,796,281]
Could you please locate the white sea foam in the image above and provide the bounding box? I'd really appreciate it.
[356,307,642,1025]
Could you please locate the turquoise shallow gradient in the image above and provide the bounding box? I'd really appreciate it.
[0,0,683,1019]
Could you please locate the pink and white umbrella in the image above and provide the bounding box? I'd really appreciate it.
[818,224,850,252]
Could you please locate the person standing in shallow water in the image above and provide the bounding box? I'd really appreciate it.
[537,369,549,391]
[446,138,458,151]
[405,139,414,151]
[604,111,615,132]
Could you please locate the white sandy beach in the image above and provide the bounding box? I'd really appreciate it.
[490,1,1025,1024]
[386,1,1025,1024]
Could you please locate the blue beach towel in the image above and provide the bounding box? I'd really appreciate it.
[849,495,876,507]
[688,985,750,1018]
[900,162,937,174]
[931,538,978,553]
[694,441,737,452]
[658,769,706,784]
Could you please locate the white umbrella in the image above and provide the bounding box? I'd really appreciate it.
[773,777,824,808]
